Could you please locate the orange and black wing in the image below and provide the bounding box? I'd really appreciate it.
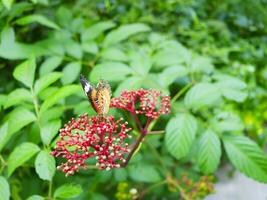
[94,80,111,115]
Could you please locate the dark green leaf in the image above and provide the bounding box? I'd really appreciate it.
[26,195,44,200]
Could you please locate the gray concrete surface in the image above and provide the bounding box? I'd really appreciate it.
[206,171,267,200]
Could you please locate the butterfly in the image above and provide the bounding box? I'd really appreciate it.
[80,74,111,115]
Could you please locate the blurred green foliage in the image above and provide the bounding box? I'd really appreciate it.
[0,0,267,199]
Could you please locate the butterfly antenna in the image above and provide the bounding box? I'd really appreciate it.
[80,74,92,94]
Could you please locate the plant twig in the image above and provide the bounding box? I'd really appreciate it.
[147,130,165,135]
[171,82,194,104]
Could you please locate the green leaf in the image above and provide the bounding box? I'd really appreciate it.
[82,41,98,55]
[40,120,61,145]
[64,40,83,59]
[54,184,83,199]
[0,176,10,200]
[190,56,214,74]
[90,62,133,82]
[165,113,198,159]
[0,108,36,152]
[26,195,44,200]
[40,85,80,113]
[61,62,81,85]
[104,23,150,46]
[129,164,161,183]
[184,83,221,110]
[223,135,267,183]
[114,76,143,96]
[114,168,127,181]
[16,15,60,29]
[158,65,188,88]
[2,0,14,10]
[13,57,36,88]
[40,107,64,124]
[81,21,115,42]
[35,151,56,181]
[8,142,40,176]
[128,49,151,76]
[34,72,62,95]
[197,130,221,174]
[0,123,9,152]
[214,112,244,132]
[101,47,128,62]
[4,88,32,109]
[39,56,63,76]
[215,74,247,102]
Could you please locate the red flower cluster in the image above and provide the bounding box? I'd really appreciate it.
[110,89,171,119]
[51,113,131,176]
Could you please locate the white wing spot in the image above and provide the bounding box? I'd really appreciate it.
[84,83,91,93]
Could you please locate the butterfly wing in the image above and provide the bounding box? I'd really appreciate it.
[95,80,111,115]
[80,75,111,115]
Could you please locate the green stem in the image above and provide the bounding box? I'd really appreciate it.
[48,180,53,199]
[171,82,194,104]
[147,130,165,135]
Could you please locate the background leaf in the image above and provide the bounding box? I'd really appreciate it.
[54,184,83,199]
[16,15,60,29]
[61,62,81,85]
[0,176,10,200]
[8,142,40,176]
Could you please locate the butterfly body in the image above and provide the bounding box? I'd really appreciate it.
[80,75,111,115]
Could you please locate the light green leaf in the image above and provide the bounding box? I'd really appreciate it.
[64,40,83,59]
[4,88,32,109]
[91,194,108,200]
[165,113,197,159]
[101,47,128,62]
[190,56,214,74]
[222,88,247,102]
[39,56,63,76]
[82,41,98,54]
[40,120,61,145]
[90,62,133,82]
[35,151,56,181]
[184,83,221,110]
[128,49,151,76]
[197,130,221,174]
[0,123,9,152]
[104,23,150,46]
[34,72,62,95]
[223,135,267,183]
[8,142,40,176]
[129,164,161,183]
[54,184,83,199]
[40,107,64,124]
[159,65,188,87]
[114,76,143,96]
[40,85,80,113]
[61,62,81,85]
[13,57,36,88]
[215,74,247,90]
[0,108,36,152]
[153,40,191,68]
[16,15,60,29]
[2,0,14,10]
[81,21,115,42]
[0,176,10,200]
[26,195,44,200]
